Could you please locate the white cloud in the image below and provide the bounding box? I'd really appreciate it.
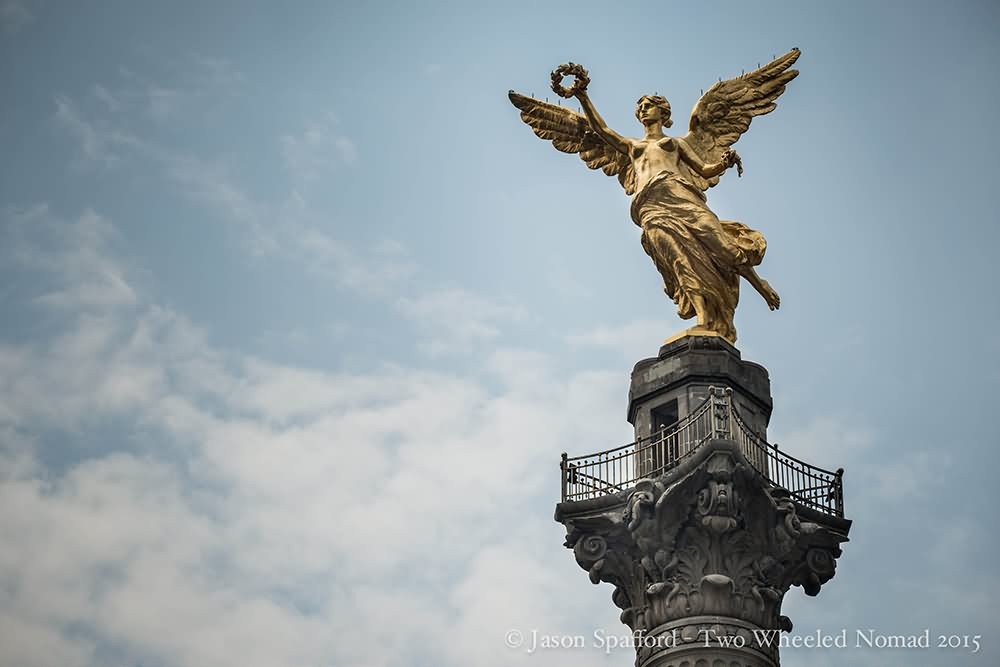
[3,205,137,311]
[6,204,972,667]
[0,0,31,33]
[92,84,123,113]
[567,319,672,359]
[53,67,400,298]
[189,55,245,90]
[145,84,185,121]
[768,415,873,472]
[398,287,527,355]
[161,153,266,233]
[869,449,948,500]
[0,206,629,667]
[280,114,357,184]
[107,56,244,123]
[334,135,357,163]
[53,96,119,165]
[55,95,405,294]
[768,413,953,509]
[279,217,414,293]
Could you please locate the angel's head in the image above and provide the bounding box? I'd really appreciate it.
[635,95,672,129]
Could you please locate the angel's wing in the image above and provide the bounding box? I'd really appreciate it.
[508,91,636,195]
[682,49,801,191]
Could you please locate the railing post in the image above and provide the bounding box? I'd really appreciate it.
[653,424,667,475]
[834,467,844,516]
[709,386,718,439]
[560,452,568,501]
[725,386,734,440]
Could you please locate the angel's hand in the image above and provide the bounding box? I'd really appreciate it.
[722,149,744,177]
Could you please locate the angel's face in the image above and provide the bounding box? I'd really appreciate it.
[635,96,671,128]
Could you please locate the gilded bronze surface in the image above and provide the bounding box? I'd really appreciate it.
[509,49,801,343]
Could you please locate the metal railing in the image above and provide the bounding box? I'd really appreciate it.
[560,387,845,518]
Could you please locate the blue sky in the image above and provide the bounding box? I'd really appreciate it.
[1,1,999,666]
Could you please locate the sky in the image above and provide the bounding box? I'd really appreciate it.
[1,1,999,666]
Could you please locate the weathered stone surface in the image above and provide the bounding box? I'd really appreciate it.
[557,439,850,667]
[557,338,851,667]
[629,335,772,442]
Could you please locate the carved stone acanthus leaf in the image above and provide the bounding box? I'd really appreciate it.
[559,442,848,637]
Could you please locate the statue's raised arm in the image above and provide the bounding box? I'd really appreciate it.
[508,64,637,194]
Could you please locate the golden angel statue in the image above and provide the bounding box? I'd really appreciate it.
[509,49,801,344]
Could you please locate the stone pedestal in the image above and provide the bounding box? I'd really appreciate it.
[629,335,772,442]
[556,336,851,666]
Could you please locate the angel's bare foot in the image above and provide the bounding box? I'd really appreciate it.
[761,280,780,310]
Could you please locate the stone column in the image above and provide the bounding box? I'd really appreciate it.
[555,336,851,666]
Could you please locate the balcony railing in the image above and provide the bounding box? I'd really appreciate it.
[560,387,845,518]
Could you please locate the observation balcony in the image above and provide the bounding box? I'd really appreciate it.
[560,386,845,518]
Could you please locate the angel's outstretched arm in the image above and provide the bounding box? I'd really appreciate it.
[677,139,730,178]
[576,92,630,156]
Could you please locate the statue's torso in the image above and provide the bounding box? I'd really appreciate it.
[631,137,699,199]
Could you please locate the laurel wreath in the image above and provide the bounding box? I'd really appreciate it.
[550,63,590,98]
